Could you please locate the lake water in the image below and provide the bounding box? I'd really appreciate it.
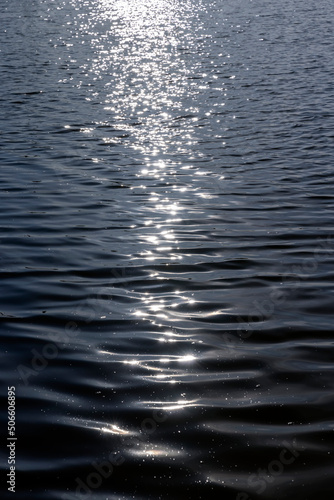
[1,0,334,499]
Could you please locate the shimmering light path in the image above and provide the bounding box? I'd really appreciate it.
[1,0,334,499]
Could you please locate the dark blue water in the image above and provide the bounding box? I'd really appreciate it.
[1,0,334,498]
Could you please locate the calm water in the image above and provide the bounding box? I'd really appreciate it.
[1,0,334,498]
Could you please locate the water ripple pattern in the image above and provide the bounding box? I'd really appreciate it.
[1,0,334,499]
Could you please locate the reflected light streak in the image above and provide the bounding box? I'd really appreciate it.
[73,419,134,436]
[86,0,211,364]
[93,0,194,158]
[123,354,196,366]
[141,398,199,411]
[101,424,131,435]
[130,445,186,458]
[97,350,197,375]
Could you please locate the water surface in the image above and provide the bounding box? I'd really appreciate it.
[1,0,334,499]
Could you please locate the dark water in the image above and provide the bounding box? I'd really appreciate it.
[1,0,334,498]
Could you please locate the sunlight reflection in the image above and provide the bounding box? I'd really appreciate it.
[78,0,223,391]
[131,445,186,458]
[132,291,197,326]
[91,0,195,158]
[101,424,131,435]
[123,353,197,367]
[72,419,134,436]
[141,398,199,411]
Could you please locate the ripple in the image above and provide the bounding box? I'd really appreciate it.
[1,0,334,499]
